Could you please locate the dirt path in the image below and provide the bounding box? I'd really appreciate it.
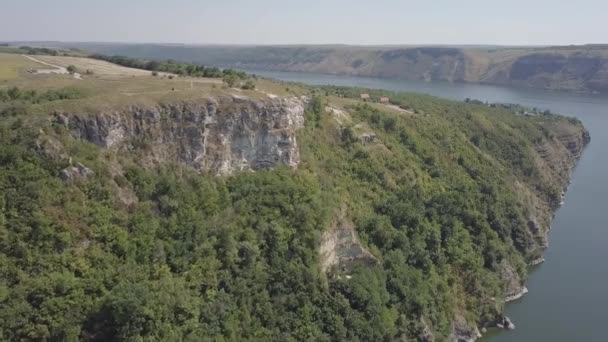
[122,90,180,96]
[384,104,413,114]
[22,55,82,79]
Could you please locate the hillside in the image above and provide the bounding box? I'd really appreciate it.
[0,53,589,341]
[36,42,608,93]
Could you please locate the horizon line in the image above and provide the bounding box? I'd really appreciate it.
[2,40,608,49]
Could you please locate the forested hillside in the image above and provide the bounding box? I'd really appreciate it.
[0,52,589,341]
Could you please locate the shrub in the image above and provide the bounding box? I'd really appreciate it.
[241,79,256,90]
[223,75,237,87]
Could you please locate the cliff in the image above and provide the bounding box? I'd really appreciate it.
[319,207,378,274]
[58,95,306,175]
[529,123,591,249]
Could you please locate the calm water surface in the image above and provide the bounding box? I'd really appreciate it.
[252,70,608,341]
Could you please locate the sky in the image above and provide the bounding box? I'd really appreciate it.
[1,0,606,46]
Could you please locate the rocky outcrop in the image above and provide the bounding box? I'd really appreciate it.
[535,125,591,174]
[60,96,306,175]
[319,209,378,274]
[358,133,378,144]
[451,315,482,342]
[505,286,529,303]
[525,124,591,247]
[529,257,545,266]
[419,316,436,342]
[60,163,94,182]
[495,315,515,330]
[498,260,527,302]
[479,122,589,337]
[35,135,68,161]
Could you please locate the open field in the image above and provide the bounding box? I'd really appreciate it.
[0,53,308,113]
[0,53,46,82]
[326,95,414,116]
[31,55,158,77]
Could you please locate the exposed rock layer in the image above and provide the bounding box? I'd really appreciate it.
[61,96,306,175]
[528,124,591,248]
[319,209,378,274]
[446,123,589,341]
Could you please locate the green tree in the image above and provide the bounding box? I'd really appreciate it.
[223,74,238,87]
[7,86,21,100]
[241,79,256,90]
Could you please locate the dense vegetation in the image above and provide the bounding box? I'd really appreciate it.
[91,54,249,79]
[0,86,84,104]
[0,46,86,57]
[0,86,85,119]
[0,85,582,341]
[18,46,61,56]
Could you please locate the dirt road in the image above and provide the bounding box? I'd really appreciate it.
[23,55,82,79]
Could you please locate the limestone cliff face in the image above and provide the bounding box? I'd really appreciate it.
[534,126,590,186]
[319,209,378,275]
[526,124,591,249]
[458,122,591,340]
[505,53,608,92]
[62,96,306,175]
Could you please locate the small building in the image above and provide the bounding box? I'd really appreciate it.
[360,93,370,101]
[379,97,390,104]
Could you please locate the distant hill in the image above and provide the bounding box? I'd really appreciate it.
[25,42,608,93]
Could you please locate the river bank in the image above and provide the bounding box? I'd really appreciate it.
[248,70,607,341]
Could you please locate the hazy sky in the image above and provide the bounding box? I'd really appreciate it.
[1,0,606,45]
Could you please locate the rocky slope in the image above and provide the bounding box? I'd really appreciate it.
[319,207,378,274]
[529,123,591,249]
[326,108,589,342]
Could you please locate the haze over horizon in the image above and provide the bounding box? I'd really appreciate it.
[1,0,606,46]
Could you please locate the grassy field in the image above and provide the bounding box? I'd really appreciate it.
[0,53,46,82]
[0,52,308,114]
[32,55,159,77]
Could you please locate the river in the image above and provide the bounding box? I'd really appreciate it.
[251,70,608,341]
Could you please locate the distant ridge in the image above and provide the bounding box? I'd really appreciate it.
[9,41,608,93]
